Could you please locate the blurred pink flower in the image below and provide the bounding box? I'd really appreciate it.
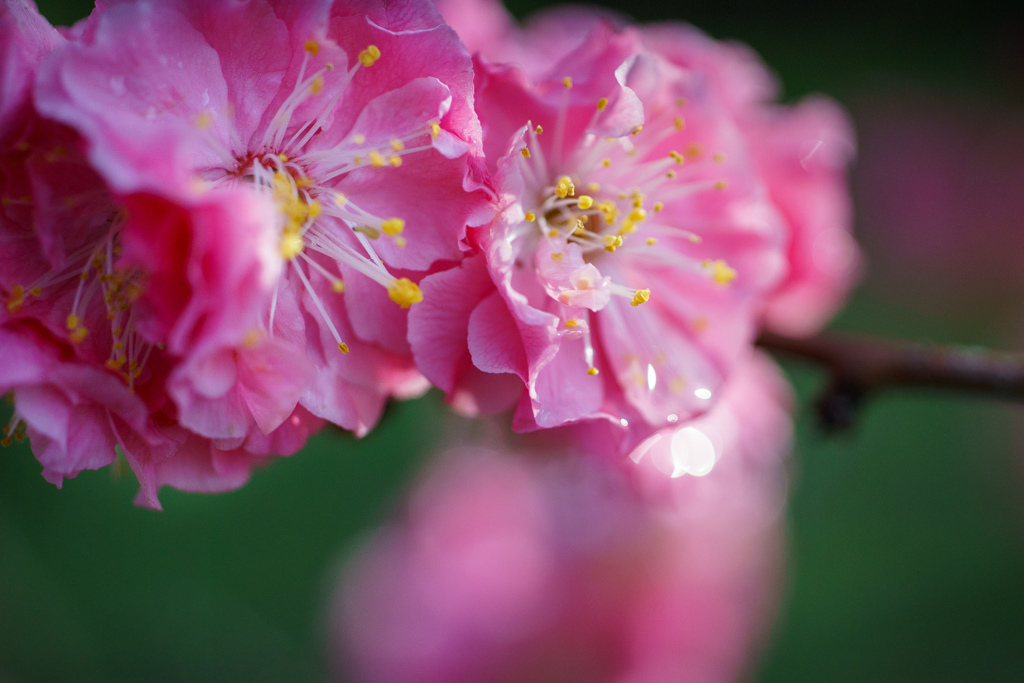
[411,1,842,452]
[332,352,791,682]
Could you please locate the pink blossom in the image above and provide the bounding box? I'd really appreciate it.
[331,354,791,682]
[410,4,789,448]
[34,0,491,436]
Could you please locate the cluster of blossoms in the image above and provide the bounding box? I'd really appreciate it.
[0,0,856,507]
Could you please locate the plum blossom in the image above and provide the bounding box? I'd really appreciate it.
[331,354,792,682]
[411,2,791,451]
[0,0,488,504]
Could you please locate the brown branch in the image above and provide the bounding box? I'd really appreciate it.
[756,331,1024,430]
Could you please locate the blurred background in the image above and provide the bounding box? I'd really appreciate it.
[4,0,1024,680]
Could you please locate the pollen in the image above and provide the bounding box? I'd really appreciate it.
[631,126,643,135]
[555,176,575,198]
[597,97,608,111]
[587,367,599,376]
[280,228,304,260]
[563,76,573,88]
[577,195,593,209]
[535,125,543,134]
[673,116,685,130]
[358,45,381,67]
[6,285,24,313]
[338,342,350,354]
[70,326,89,343]
[429,121,440,138]
[551,252,564,262]
[332,279,346,293]
[669,150,684,165]
[389,155,402,167]
[653,202,663,213]
[564,319,579,328]
[630,288,651,306]
[521,147,531,159]
[381,218,405,236]
[524,211,536,222]
[66,313,80,330]
[708,259,737,285]
[387,278,423,308]
[369,150,385,167]
[391,139,405,151]
[646,238,657,245]
[548,229,559,238]
[310,76,324,95]
[304,40,320,56]
[601,158,611,167]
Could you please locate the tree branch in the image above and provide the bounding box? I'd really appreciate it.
[756,331,1024,430]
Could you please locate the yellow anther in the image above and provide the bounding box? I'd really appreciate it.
[242,329,261,348]
[556,176,575,198]
[597,97,608,111]
[6,285,24,313]
[195,112,212,130]
[332,279,346,293]
[310,76,324,95]
[630,288,651,307]
[586,182,600,193]
[307,201,322,219]
[279,228,304,260]
[113,342,124,351]
[381,218,405,236]
[394,236,407,248]
[548,229,559,238]
[686,144,703,159]
[353,156,363,164]
[563,76,573,88]
[708,259,737,285]
[628,208,647,222]
[653,202,663,213]
[646,237,657,245]
[666,170,677,179]
[334,193,348,207]
[521,147,531,159]
[326,62,334,70]
[70,326,89,343]
[604,235,623,252]
[278,153,289,162]
[369,150,385,167]
[389,155,402,167]
[601,158,611,167]
[577,195,593,209]
[564,319,579,328]
[689,235,702,243]
[631,126,643,135]
[391,139,405,151]
[524,211,536,222]
[713,152,726,163]
[353,134,366,144]
[387,278,423,308]
[429,121,440,138]
[535,125,543,134]
[551,252,564,262]
[673,116,685,130]
[304,40,320,56]
[358,45,381,67]
[66,313,79,330]
[713,179,728,191]
[338,342,350,354]
[587,367,599,376]
[669,150,684,164]
[1,437,11,448]
[675,97,687,107]
[353,226,380,239]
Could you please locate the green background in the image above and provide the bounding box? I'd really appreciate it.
[4,0,1024,680]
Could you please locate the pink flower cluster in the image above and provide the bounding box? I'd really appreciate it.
[0,0,856,505]
[332,353,793,682]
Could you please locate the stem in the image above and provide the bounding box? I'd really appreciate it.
[756,331,1024,429]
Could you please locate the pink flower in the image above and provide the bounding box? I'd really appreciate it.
[34,0,491,435]
[331,354,791,682]
[410,4,789,448]
[0,0,490,504]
